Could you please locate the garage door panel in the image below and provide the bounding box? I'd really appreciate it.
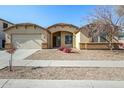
[12,35,42,49]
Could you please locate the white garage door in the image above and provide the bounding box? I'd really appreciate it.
[12,35,42,49]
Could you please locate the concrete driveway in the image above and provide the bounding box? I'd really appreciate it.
[0,49,39,69]
[13,49,39,60]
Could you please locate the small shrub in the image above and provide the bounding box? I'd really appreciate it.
[119,43,124,48]
[63,48,72,53]
[58,47,65,51]
[6,47,16,54]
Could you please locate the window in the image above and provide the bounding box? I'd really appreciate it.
[65,35,72,44]
[3,23,8,29]
[98,35,107,42]
[100,36,106,42]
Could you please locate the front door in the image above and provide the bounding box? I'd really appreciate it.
[53,32,61,48]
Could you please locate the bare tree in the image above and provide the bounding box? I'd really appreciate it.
[116,6,124,17]
[86,6,124,50]
[6,47,16,71]
[116,6,124,28]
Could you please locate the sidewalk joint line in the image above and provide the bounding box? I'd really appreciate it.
[1,79,9,88]
[90,81,94,88]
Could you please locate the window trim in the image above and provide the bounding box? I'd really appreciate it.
[65,35,73,44]
[3,23,8,29]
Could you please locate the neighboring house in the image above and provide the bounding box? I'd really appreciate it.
[119,32,124,43]
[0,18,14,49]
[4,19,120,50]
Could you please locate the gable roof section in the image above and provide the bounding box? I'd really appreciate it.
[47,23,79,30]
[79,23,103,38]
[78,23,94,37]
[4,23,49,33]
[0,18,14,25]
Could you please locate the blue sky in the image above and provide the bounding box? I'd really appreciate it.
[0,5,96,27]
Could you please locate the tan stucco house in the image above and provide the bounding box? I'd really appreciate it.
[4,22,120,50]
[4,23,80,49]
[0,19,13,48]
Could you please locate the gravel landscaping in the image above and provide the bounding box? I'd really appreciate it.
[25,49,124,60]
[1,66,124,80]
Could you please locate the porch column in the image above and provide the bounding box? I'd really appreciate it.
[73,33,76,48]
[98,36,100,42]
[51,33,53,48]
[61,31,64,47]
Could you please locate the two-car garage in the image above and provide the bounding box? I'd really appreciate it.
[4,23,49,49]
[12,34,42,49]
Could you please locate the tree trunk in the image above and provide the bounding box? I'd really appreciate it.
[110,42,113,51]
[109,26,114,51]
[9,53,13,71]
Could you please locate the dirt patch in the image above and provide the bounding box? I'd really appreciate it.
[1,66,124,80]
[25,49,124,60]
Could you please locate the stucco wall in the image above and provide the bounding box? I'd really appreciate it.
[0,21,3,31]
[80,42,120,50]
[75,31,90,49]
[47,31,51,48]
[61,31,73,48]
[75,31,80,49]
[80,31,90,43]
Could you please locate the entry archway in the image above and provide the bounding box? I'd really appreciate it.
[52,31,73,48]
[47,23,79,48]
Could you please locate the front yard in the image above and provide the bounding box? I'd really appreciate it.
[0,49,124,80]
[1,66,124,80]
[1,49,124,80]
[25,49,124,60]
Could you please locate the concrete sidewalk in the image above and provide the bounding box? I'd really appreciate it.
[13,60,124,67]
[1,79,124,88]
[1,60,124,70]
